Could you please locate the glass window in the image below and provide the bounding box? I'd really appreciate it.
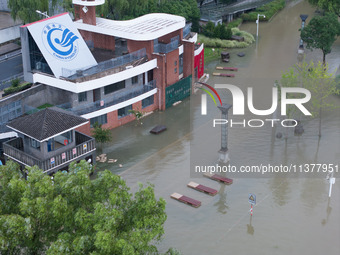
[48,131,73,152]
[78,92,87,102]
[104,80,125,95]
[142,95,154,108]
[174,68,177,74]
[118,105,132,119]
[132,75,139,84]
[47,138,55,152]
[179,54,183,74]
[30,138,40,150]
[174,60,177,66]
[90,114,108,127]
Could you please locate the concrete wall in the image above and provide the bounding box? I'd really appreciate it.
[20,27,33,83]
[0,1,9,11]
[0,25,20,44]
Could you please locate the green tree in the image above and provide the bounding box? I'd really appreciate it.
[308,0,340,16]
[8,0,58,24]
[0,160,167,255]
[129,108,144,125]
[281,61,339,137]
[300,12,340,65]
[213,24,222,39]
[91,122,112,147]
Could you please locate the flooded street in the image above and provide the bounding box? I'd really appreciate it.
[97,0,340,254]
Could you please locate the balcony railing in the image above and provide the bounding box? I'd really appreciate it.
[65,80,157,116]
[3,131,95,173]
[62,48,147,79]
[154,36,180,54]
[183,24,192,39]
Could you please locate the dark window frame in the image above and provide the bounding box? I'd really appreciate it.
[142,95,154,109]
[118,105,132,119]
[78,92,87,102]
[104,80,125,95]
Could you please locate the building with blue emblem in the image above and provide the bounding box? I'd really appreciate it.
[0,0,203,171]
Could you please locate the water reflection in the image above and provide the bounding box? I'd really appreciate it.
[214,183,229,214]
[247,215,254,235]
[321,198,332,226]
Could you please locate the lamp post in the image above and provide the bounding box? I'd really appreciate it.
[256,14,266,38]
[298,14,308,54]
[36,10,50,19]
[218,104,232,163]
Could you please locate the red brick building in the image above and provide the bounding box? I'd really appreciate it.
[20,0,204,136]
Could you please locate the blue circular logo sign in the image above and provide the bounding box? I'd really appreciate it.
[42,23,79,61]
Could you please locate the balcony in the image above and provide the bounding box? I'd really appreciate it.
[154,36,180,54]
[62,48,147,80]
[64,80,157,116]
[3,131,95,174]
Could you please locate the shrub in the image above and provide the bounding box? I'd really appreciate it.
[11,78,20,88]
[3,82,32,96]
[241,0,285,21]
[336,74,340,92]
[227,18,243,29]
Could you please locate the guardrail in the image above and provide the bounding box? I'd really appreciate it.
[3,132,95,172]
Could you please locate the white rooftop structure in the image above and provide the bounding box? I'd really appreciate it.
[74,13,186,41]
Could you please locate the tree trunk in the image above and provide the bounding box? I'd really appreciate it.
[322,51,326,66]
[318,107,322,137]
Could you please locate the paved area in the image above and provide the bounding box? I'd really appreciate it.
[0,43,20,56]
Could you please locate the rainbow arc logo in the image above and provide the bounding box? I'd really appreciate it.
[197,82,222,115]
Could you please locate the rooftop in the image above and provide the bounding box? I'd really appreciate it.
[75,13,186,41]
[7,107,88,142]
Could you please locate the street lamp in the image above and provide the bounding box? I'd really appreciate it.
[298,14,308,54]
[256,14,266,38]
[36,10,50,19]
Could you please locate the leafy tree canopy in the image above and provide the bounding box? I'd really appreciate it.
[280,61,339,136]
[300,12,340,65]
[91,122,112,145]
[308,0,340,16]
[0,161,167,255]
[99,0,200,32]
[8,0,58,24]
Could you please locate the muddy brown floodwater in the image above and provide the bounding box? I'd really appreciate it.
[96,0,340,254]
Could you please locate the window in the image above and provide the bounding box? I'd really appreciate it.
[142,95,154,108]
[47,131,73,152]
[174,60,177,66]
[104,80,125,95]
[174,68,177,74]
[78,92,87,102]
[132,75,139,84]
[90,114,108,127]
[47,138,55,152]
[179,54,183,74]
[118,105,132,119]
[30,138,40,150]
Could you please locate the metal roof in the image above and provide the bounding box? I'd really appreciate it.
[74,13,186,41]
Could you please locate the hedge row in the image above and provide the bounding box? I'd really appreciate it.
[198,28,255,48]
[3,82,32,96]
[241,0,285,22]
